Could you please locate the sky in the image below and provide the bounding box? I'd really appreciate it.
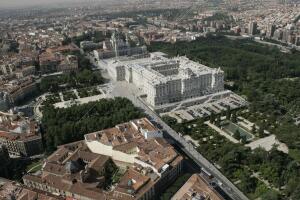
[0,0,62,8]
[0,0,102,8]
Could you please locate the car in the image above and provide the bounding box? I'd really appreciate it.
[201,167,213,179]
[217,180,223,186]
[210,181,217,188]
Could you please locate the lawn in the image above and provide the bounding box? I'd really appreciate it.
[26,160,43,173]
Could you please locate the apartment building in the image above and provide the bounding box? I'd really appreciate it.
[23,118,183,200]
[39,44,79,74]
[0,178,62,200]
[0,77,37,110]
[0,111,43,157]
[171,174,225,200]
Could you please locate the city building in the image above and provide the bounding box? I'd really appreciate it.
[103,52,224,108]
[273,29,283,40]
[15,65,36,78]
[23,118,183,200]
[94,32,147,60]
[0,145,10,178]
[39,52,78,74]
[0,77,37,110]
[248,21,257,35]
[0,92,10,111]
[80,41,102,51]
[171,174,224,200]
[39,44,80,74]
[296,35,300,46]
[0,51,38,79]
[57,55,79,73]
[39,51,63,73]
[0,178,62,200]
[46,43,80,55]
[266,24,276,38]
[85,117,183,196]
[0,111,43,157]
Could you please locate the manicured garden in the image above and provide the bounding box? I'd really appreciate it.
[163,116,299,199]
[221,120,254,142]
[77,86,101,98]
[62,91,77,101]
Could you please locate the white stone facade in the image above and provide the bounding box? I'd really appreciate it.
[106,53,224,107]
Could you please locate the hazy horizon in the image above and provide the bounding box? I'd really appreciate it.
[0,0,106,9]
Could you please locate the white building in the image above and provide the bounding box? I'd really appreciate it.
[84,118,182,178]
[105,52,224,107]
[93,32,147,60]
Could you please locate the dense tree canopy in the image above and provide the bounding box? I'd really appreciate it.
[163,116,300,199]
[71,31,111,47]
[149,35,300,153]
[39,69,104,93]
[42,97,144,152]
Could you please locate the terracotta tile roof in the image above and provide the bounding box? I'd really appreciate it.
[0,180,62,200]
[116,168,150,194]
[85,118,181,172]
[47,147,72,163]
[0,131,18,140]
[43,162,66,176]
[68,182,106,200]
[113,142,138,153]
[0,113,40,142]
[23,118,183,200]
[171,174,224,200]
[47,44,79,54]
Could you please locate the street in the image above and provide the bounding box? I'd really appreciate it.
[109,81,249,200]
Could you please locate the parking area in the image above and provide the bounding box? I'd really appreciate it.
[161,93,248,123]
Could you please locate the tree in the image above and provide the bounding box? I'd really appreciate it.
[239,168,257,193]
[42,98,144,152]
[226,106,231,120]
[286,177,300,197]
[162,116,177,126]
[210,112,216,124]
[150,36,300,197]
[289,185,300,200]
[241,135,247,144]
[258,124,265,138]
[231,112,237,123]
[216,115,221,127]
[197,118,205,127]
[219,148,247,177]
[261,190,280,200]
[251,124,256,134]
[233,129,241,140]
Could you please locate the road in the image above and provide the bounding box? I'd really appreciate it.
[110,82,249,200]
[224,35,297,53]
[33,93,50,121]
